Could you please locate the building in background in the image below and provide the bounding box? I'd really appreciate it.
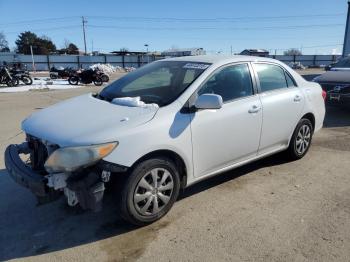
[240,49,270,57]
[161,48,206,57]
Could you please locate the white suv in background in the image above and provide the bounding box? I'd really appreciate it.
[5,55,325,225]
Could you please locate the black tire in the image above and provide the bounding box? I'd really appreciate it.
[93,77,103,86]
[68,76,79,85]
[50,73,58,79]
[22,76,33,85]
[6,77,19,87]
[101,74,109,82]
[286,118,313,160]
[121,157,181,226]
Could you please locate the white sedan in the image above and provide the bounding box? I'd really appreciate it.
[5,55,325,225]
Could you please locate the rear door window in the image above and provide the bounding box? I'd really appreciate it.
[254,63,288,92]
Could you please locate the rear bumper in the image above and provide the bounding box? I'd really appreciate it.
[4,143,47,197]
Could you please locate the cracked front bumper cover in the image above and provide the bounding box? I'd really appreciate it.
[4,143,47,197]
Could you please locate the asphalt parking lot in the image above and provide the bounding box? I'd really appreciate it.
[1,73,350,261]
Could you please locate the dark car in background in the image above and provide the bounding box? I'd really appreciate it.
[313,71,350,108]
[325,57,350,71]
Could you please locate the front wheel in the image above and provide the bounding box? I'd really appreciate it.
[93,77,103,86]
[101,74,109,82]
[287,118,313,160]
[50,73,58,79]
[121,157,180,226]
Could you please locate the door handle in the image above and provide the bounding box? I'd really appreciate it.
[248,105,261,114]
[294,95,302,102]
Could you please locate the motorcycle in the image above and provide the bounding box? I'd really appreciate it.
[50,66,75,79]
[10,69,33,85]
[0,66,19,87]
[68,69,103,86]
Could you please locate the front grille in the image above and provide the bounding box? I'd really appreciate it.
[319,82,350,92]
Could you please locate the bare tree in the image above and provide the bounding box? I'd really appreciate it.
[0,31,10,52]
[120,47,129,52]
[63,38,70,49]
[283,48,302,56]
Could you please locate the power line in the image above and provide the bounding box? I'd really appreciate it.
[87,13,345,22]
[0,13,343,27]
[0,16,80,27]
[87,23,344,31]
[272,44,343,51]
[4,25,81,35]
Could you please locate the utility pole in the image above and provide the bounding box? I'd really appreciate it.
[82,16,87,55]
[30,45,35,72]
[230,45,233,55]
[343,0,350,56]
[144,44,149,63]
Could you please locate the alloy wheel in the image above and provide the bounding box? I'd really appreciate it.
[133,168,174,216]
[295,124,311,155]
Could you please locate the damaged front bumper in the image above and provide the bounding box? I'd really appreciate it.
[5,143,47,197]
[4,142,127,211]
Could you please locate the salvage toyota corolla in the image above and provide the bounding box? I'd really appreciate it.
[5,56,325,225]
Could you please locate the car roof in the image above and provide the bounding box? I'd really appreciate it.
[161,55,278,65]
[160,54,308,84]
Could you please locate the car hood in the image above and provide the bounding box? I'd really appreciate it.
[22,93,158,147]
[314,71,350,83]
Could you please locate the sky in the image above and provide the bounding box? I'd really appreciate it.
[0,0,348,55]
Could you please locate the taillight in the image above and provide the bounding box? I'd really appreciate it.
[322,90,327,100]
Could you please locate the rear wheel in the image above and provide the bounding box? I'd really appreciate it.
[6,77,19,87]
[22,76,33,85]
[121,157,180,226]
[287,118,313,160]
[68,76,79,85]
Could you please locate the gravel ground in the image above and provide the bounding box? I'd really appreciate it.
[1,71,350,262]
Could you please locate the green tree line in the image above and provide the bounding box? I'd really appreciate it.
[0,31,79,55]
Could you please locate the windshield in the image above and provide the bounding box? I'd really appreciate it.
[99,61,211,106]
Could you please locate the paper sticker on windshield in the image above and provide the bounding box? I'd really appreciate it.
[183,63,210,70]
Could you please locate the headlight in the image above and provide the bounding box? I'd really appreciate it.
[44,142,118,173]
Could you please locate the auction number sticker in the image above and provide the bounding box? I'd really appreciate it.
[183,63,210,70]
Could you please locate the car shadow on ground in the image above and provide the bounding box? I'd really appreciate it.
[0,152,289,261]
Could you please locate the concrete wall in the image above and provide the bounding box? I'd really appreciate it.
[0,53,159,71]
[0,53,342,71]
[269,54,341,67]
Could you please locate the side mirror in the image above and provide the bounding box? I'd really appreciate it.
[194,94,223,110]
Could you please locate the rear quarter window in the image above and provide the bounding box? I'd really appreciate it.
[285,72,297,87]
